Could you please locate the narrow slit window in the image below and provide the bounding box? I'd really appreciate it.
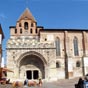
[55,37,61,56]
[35,28,37,33]
[30,28,32,34]
[19,23,21,27]
[31,23,33,27]
[73,37,79,56]
[15,28,17,34]
[20,28,22,34]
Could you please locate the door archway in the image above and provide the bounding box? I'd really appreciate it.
[18,51,46,79]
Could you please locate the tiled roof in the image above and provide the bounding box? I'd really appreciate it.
[18,8,36,22]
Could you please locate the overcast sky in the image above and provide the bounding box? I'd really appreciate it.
[0,0,88,63]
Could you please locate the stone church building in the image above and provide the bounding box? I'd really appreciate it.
[6,8,88,81]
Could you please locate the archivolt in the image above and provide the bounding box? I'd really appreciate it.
[17,51,47,67]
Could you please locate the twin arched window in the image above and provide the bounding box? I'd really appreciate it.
[73,37,79,56]
[55,37,61,56]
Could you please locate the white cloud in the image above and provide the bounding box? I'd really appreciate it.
[0,13,7,21]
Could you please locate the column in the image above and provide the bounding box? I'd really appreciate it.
[45,64,48,80]
[64,31,73,79]
[82,31,88,75]
[82,31,88,56]
[32,70,33,80]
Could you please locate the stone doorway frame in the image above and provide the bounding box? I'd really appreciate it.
[17,51,47,79]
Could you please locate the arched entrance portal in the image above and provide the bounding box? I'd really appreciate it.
[19,52,46,80]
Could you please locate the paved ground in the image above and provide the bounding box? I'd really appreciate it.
[0,78,79,88]
[50,78,79,88]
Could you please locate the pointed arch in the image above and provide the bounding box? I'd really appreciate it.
[55,37,61,56]
[73,36,79,56]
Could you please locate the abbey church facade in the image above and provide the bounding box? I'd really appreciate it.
[6,8,88,81]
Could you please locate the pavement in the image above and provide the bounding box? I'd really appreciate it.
[50,78,79,88]
[0,77,79,88]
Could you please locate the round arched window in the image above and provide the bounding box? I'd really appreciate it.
[56,62,60,68]
[24,22,28,29]
[76,61,81,67]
